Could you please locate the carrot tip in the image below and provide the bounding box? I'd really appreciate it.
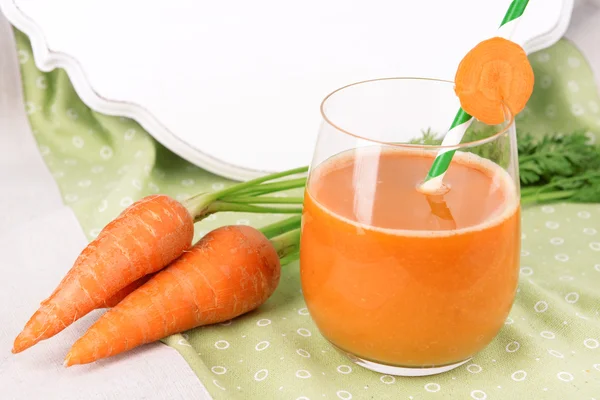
[64,354,73,367]
[12,337,32,354]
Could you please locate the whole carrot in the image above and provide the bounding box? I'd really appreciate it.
[12,194,194,353]
[64,225,300,366]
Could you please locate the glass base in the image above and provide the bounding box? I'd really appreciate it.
[332,343,471,377]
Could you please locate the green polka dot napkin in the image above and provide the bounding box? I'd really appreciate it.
[516,40,600,140]
[14,28,600,400]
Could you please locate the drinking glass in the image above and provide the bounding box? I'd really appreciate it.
[300,77,521,376]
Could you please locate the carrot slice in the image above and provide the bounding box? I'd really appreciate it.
[454,37,534,125]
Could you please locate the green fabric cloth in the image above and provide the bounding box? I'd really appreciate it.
[13,28,600,399]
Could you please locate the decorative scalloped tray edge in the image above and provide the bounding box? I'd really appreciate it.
[0,0,574,181]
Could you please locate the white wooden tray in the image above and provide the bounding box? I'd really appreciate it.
[1,0,574,180]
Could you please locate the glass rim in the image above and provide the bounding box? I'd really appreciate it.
[319,77,515,150]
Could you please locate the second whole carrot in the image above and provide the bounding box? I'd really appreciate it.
[64,224,301,366]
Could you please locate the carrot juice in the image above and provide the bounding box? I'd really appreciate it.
[300,147,520,368]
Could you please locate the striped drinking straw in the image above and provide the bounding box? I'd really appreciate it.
[420,0,530,192]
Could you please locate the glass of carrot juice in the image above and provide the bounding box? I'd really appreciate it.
[300,77,521,376]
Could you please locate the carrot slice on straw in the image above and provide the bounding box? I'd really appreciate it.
[454,37,534,125]
[64,225,300,366]
[12,194,194,353]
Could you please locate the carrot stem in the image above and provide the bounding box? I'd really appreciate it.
[211,166,308,199]
[259,215,302,239]
[280,251,300,266]
[520,190,576,206]
[232,178,307,197]
[181,168,307,220]
[519,186,541,196]
[270,228,302,259]
[205,202,302,220]
[221,196,304,205]
[182,193,220,221]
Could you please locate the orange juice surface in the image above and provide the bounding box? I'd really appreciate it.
[300,148,520,367]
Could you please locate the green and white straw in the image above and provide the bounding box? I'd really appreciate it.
[420,0,530,192]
